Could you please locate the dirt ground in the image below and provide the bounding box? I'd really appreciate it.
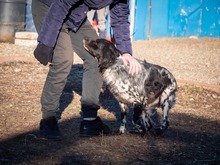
[0,38,220,164]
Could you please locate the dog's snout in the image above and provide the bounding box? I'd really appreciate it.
[83,38,89,44]
[83,38,92,51]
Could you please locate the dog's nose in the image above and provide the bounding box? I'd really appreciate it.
[83,39,86,45]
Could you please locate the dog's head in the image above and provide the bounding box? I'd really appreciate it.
[83,38,121,72]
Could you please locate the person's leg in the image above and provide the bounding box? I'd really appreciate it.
[40,28,73,119]
[32,0,73,140]
[70,20,101,118]
[97,7,107,38]
[87,10,95,24]
[70,19,110,136]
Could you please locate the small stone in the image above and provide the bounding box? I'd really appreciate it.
[14,68,21,72]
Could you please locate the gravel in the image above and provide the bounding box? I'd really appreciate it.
[0,38,219,86]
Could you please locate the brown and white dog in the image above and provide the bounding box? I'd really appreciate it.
[83,38,177,135]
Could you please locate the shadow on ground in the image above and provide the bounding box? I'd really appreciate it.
[0,64,220,164]
[1,113,219,164]
[57,64,121,119]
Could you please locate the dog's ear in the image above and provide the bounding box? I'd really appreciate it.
[97,39,121,57]
[101,45,114,64]
[109,42,121,57]
[98,42,119,72]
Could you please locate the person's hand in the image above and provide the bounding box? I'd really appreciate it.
[120,53,142,75]
[34,43,53,65]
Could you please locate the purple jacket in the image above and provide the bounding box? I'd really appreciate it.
[38,0,132,55]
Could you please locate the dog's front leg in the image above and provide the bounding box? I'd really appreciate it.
[131,105,152,134]
[140,111,148,135]
[140,111,152,135]
[118,103,129,134]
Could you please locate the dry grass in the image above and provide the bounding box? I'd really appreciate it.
[0,61,220,164]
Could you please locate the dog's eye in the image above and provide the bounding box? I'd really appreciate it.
[91,44,98,50]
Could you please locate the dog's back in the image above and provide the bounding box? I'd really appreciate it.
[103,58,177,134]
[102,59,177,109]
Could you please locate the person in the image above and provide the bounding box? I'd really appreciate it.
[87,7,107,39]
[32,0,142,141]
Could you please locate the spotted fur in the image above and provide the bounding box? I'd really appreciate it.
[83,38,177,135]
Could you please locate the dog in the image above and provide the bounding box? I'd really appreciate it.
[83,38,177,135]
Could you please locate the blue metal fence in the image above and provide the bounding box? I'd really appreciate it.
[201,0,220,37]
[132,0,220,40]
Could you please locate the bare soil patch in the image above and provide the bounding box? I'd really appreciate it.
[0,38,220,164]
[0,61,220,165]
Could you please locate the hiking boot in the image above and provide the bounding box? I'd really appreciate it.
[79,117,111,137]
[39,116,63,141]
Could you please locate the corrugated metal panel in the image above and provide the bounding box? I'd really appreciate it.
[132,0,149,40]
[151,0,169,38]
[167,0,202,37]
[201,0,220,37]
[132,0,220,40]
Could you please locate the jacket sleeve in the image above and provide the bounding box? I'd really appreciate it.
[110,0,132,55]
[38,0,82,48]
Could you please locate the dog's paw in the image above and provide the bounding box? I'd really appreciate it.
[130,124,143,134]
[154,120,169,135]
[132,118,152,131]
[154,127,164,135]
[129,120,152,136]
[118,125,126,134]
